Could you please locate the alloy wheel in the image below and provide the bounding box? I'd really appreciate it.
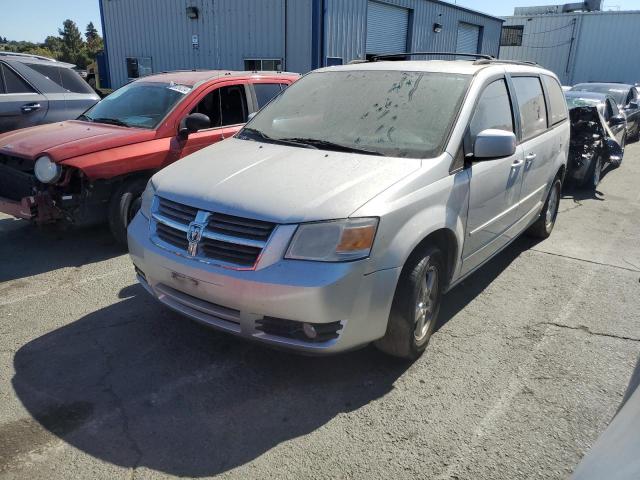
[545,182,560,230]
[414,265,439,341]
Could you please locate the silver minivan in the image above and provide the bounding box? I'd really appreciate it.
[128,58,569,359]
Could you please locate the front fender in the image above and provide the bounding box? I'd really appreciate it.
[354,164,470,280]
[61,137,176,181]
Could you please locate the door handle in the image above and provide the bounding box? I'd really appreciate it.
[525,153,537,161]
[511,158,524,168]
[21,103,41,113]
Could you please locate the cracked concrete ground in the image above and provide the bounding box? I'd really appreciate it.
[1,143,639,479]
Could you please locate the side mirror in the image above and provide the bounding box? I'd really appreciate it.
[628,101,638,109]
[610,114,626,126]
[178,113,210,138]
[247,112,257,121]
[473,129,517,160]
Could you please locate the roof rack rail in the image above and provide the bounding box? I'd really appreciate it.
[370,52,494,62]
[473,58,540,66]
[0,51,58,62]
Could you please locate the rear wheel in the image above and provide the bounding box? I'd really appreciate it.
[527,176,561,239]
[374,245,444,360]
[108,177,148,246]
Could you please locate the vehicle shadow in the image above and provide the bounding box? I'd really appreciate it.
[9,288,409,477]
[435,235,537,334]
[0,218,122,282]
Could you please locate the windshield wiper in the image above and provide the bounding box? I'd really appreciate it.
[92,117,131,127]
[77,114,93,122]
[278,138,384,156]
[239,128,317,149]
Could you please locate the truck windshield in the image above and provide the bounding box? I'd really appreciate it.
[80,81,191,129]
[239,70,471,158]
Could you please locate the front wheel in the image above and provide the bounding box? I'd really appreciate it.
[583,154,602,190]
[527,176,562,239]
[108,177,148,246]
[374,245,444,360]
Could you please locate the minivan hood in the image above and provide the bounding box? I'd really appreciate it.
[153,138,421,223]
[0,120,155,162]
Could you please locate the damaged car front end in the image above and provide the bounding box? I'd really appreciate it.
[566,106,624,189]
[0,152,113,227]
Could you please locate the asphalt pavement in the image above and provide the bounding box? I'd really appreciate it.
[1,144,639,479]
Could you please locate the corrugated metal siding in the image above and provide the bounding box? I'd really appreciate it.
[102,0,311,88]
[365,1,410,54]
[500,14,580,85]
[102,0,500,87]
[455,22,480,53]
[324,0,502,63]
[500,11,640,86]
[570,11,640,84]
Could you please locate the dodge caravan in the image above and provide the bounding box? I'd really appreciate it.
[128,57,569,359]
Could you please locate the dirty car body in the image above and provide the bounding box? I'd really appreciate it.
[128,60,569,358]
[0,70,298,238]
[564,92,625,185]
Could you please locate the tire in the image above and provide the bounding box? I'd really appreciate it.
[631,122,640,142]
[108,177,148,246]
[582,154,602,190]
[527,176,562,239]
[374,245,444,360]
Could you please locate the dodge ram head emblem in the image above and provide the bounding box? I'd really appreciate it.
[186,221,205,256]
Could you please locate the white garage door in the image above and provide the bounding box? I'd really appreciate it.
[456,22,481,54]
[366,1,410,55]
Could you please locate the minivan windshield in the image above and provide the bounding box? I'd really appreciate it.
[80,81,191,129]
[239,70,471,158]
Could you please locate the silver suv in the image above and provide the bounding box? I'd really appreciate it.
[0,52,99,133]
[128,58,569,360]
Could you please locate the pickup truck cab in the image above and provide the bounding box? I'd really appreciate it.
[128,58,569,360]
[0,70,299,243]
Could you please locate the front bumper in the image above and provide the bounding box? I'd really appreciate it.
[128,213,401,354]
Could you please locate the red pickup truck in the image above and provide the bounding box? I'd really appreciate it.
[0,70,299,243]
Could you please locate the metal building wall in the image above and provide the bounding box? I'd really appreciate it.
[323,0,503,63]
[570,11,640,84]
[500,11,640,86]
[101,0,313,88]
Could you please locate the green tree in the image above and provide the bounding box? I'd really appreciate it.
[44,35,63,55]
[58,19,88,67]
[85,22,103,58]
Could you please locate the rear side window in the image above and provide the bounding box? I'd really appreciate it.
[254,83,282,108]
[512,76,548,141]
[1,64,35,94]
[469,79,514,140]
[26,63,94,94]
[541,75,567,126]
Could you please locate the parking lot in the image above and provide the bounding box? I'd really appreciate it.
[0,144,639,479]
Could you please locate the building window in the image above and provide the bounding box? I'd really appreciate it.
[126,57,153,79]
[500,26,524,47]
[244,59,282,72]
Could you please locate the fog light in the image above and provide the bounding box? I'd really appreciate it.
[303,323,318,339]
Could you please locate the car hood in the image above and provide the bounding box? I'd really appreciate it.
[153,138,421,223]
[0,120,155,162]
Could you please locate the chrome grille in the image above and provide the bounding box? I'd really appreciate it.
[157,197,197,225]
[152,196,276,269]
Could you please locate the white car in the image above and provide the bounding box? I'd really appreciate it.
[128,55,569,360]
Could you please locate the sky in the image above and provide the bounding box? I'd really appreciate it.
[0,0,638,43]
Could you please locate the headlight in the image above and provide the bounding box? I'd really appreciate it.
[34,155,62,183]
[140,180,156,219]
[285,218,378,262]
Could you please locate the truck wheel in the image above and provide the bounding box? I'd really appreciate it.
[527,176,562,239]
[374,245,444,360]
[108,177,148,246]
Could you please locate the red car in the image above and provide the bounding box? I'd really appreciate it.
[0,70,299,243]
